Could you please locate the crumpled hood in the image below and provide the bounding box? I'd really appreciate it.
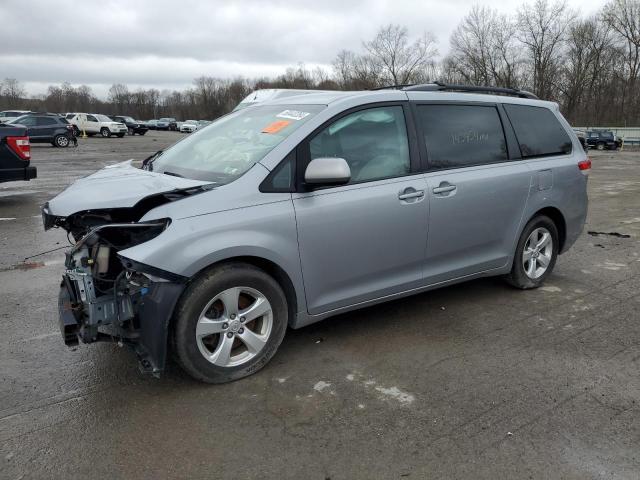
[47,160,210,217]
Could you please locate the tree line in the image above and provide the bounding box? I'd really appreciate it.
[1,0,638,126]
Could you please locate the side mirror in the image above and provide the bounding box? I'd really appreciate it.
[304,157,351,186]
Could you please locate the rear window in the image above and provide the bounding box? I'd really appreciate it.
[504,104,572,158]
[416,104,508,169]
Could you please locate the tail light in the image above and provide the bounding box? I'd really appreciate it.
[6,136,31,160]
[578,157,591,175]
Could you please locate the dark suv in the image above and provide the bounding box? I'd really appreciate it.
[586,130,621,150]
[10,114,76,147]
[111,116,149,136]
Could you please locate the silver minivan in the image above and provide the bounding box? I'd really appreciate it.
[44,84,590,383]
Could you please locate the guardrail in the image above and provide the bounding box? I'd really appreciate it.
[574,127,640,138]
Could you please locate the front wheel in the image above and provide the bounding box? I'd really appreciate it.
[505,215,558,289]
[100,127,111,138]
[117,133,125,138]
[172,263,288,383]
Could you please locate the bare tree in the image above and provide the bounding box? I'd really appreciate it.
[0,78,26,107]
[604,0,640,82]
[449,6,522,87]
[517,0,576,98]
[363,24,438,86]
[332,49,381,89]
[108,83,131,113]
[559,18,614,121]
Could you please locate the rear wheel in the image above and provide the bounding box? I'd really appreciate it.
[596,142,605,151]
[139,131,146,136]
[100,128,111,138]
[505,215,558,289]
[117,133,125,138]
[173,263,288,383]
[54,134,70,148]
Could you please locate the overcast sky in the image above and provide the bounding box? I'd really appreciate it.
[1,0,605,98]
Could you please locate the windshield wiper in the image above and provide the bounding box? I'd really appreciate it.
[163,171,184,178]
[142,150,163,171]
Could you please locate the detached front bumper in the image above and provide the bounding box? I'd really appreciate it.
[58,265,185,376]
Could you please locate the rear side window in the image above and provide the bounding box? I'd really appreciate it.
[416,104,507,169]
[36,117,57,126]
[504,104,572,158]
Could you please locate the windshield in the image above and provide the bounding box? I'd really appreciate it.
[150,104,323,183]
[95,114,113,122]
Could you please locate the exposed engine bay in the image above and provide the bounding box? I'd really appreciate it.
[60,218,168,345]
[43,188,203,375]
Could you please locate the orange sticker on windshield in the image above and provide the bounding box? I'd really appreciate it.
[262,120,291,134]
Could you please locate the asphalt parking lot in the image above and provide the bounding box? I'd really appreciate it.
[1,132,639,479]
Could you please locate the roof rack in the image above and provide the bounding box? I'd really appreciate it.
[370,84,416,91]
[403,82,538,99]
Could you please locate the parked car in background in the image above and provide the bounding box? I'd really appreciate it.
[585,130,621,150]
[146,119,158,130]
[197,120,211,129]
[66,113,127,137]
[0,123,36,182]
[111,115,149,136]
[10,113,76,147]
[157,118,178,131]
[43,84,589,383]
[0,110,31,124]
[180,120,199,133]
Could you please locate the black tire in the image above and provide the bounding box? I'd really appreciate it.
[54,134,70,148]
[139,131,146,136]
[172,263,288,383]
[505,215,559,289]
[100,127,111,138]
[117,133,125,138]
[596,142,605,151]
[128,128,134,136]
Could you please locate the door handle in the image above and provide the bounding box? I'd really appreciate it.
[433,184,456,194]
[398,190,425,200]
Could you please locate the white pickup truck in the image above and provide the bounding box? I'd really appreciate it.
[66,113,128,137]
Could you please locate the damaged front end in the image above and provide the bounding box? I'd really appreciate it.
[42,161,215,375]
[51,213,186,375]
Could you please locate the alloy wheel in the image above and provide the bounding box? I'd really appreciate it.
[195,286,273,367]
[522,227,553,279]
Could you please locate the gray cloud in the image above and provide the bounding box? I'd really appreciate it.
[0,0,605,97]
